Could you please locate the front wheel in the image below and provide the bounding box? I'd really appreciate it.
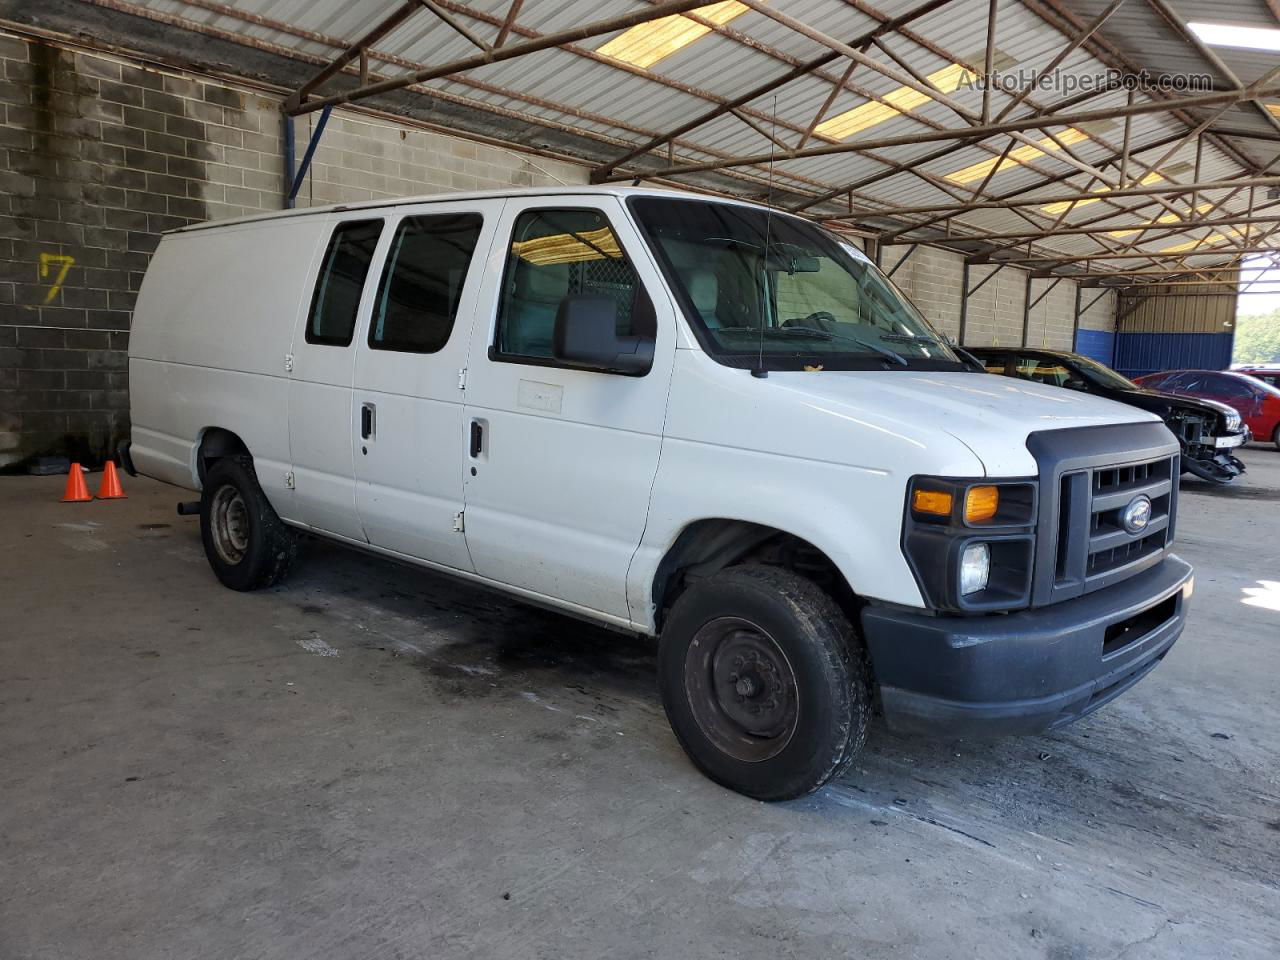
[1273,424,1280,452]
[658,565,870,801]
[200,455,297,591]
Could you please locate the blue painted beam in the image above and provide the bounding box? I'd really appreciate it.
[285,105,332,209]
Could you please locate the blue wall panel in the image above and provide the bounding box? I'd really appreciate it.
[1113,332,1234,379]
[1074,329,1115,366]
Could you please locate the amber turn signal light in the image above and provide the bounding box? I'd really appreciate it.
[912,489,954,517]
[964,485,999,523]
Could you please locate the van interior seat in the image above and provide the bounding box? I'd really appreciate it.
[505,262,569,356]
[680,269,720,328]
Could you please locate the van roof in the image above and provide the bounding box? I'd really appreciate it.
[170,184,772,234]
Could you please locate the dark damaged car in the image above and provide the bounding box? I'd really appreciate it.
[970,348,1248,485]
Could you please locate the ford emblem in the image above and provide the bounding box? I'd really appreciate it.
[1121,495,1153,535]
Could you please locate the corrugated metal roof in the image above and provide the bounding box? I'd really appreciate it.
[80,0,1280,278]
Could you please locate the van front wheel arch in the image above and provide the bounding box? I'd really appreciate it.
[200,454,297,591]
[658,564,870,801]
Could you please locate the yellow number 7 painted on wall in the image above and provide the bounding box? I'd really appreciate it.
[39,252,75,304]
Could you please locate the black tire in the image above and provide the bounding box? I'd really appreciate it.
[1273,424,1280,452]
[200,455,296,591]
[658,564,870,801]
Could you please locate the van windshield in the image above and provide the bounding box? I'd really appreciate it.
[629,196,964,372]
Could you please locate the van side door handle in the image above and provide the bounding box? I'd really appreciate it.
[469,419,483,458]
[361,402,376,440]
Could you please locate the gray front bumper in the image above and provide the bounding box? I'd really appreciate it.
[861,555,1193,737]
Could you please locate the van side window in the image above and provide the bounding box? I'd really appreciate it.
[306,219,384,346]
[370,213,483,354]
[494,208,652,361]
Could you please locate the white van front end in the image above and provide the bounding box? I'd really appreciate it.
[628,193,1191,751]
[636,347,1192,738]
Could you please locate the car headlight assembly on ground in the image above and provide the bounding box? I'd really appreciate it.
[903,478,1038,612]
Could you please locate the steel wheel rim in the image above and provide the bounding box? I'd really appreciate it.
[210,484,250,566]
[684,616,799,763]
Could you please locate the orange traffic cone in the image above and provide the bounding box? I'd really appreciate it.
[96,459,127,500]
[62,463,92,503]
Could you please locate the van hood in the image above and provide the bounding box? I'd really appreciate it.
[770,369,1161,476]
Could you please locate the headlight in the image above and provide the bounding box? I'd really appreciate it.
[902,477,1037,612]
[960,543,990,595]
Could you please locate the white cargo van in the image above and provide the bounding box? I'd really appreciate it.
[126,186,1192,800]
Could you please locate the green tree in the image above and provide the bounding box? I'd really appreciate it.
[1233,309,1280,365]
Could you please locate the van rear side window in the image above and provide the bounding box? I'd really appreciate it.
[369,213,483,354]
[306,219,384,346]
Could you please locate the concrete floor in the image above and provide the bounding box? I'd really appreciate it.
[2,449,1278,960]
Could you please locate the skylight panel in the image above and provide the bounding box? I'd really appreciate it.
[597,2,749,68]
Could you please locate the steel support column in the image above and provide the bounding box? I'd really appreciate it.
[1022,276,1062,347]
[1071,283,1082,351]
[885,244,919,279]
[959,262,1006,344]
[1021,274,1034,348]
[283,106,333,208]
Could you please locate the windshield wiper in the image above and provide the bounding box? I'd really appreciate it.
[765,326,908,366]
[880,333,945,347]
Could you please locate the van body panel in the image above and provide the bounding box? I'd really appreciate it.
[459,195,678,621]
[756,367,1162,477]
[129,217,327,504]
[349,198,506,570]
[284,214,389,541]
[128,361,292,496]
[626,349,986,623]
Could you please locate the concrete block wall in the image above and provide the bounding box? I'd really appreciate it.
[883,242,1117,350]
[881,244,966,341]
[0,31,586,467]
[296,113,585,210]
[1078,289,1117,332]
[194,100,586,223]
[1023,276,1077,352]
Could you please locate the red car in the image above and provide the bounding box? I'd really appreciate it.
[1134,369,1280,450]
[1234,366,1280,391]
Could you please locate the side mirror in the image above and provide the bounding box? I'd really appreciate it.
[553,294,654,375]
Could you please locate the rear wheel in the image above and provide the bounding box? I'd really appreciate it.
[1273,424,1280,452]
[658,564,870,801]
[200,455,296,591]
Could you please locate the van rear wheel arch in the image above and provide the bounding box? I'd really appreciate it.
[196,427,251,484]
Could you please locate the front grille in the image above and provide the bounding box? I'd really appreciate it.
[1087,529,1165,576]
[1052,453,1174,593]
[1084,455,1174,579]
[1028,423,1180,608]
